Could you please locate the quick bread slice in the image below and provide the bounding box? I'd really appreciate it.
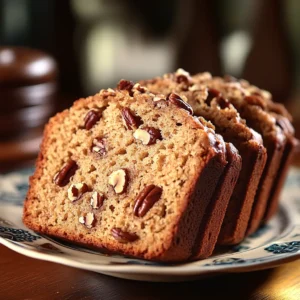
[192,130,241,257]
[200,75,289,234]
[263,113,298,221]
[191,117,242,258]
[236,79,299,222]
[23,81,227,262]
[141,72,263,245]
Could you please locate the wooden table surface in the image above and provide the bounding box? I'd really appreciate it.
[0,244,299,300]
[1,125,300,300]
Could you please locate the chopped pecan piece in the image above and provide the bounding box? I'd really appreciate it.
[79,212,96,229]
[92,137,107,156]
[216,97,231,109]
[108,169,128,194]
[167,93,193,115]
[53,160,78,187]
[206,88,222,106]
[84,110,101,130]
[244,95,265,109]
[68,183,88,202]
[111,228,139,243]
[133,127,162,145]
[134,185,163,217]
[117,79,134,96]
[90,192,105,209]
[121,108,142,130]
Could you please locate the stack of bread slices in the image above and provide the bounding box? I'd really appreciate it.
[23,69,298,262]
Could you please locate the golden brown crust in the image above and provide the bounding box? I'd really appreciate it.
[192,143,242,258]
[263,136,299,222]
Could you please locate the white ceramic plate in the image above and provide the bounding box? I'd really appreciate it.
[0,167,299,282]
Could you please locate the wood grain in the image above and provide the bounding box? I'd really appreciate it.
[0,245,299,300]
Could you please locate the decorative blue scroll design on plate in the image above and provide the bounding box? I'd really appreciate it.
[0,225,41,242]
[264,241,300,254]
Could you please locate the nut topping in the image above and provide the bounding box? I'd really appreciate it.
[92,137,107,156]
[107,88,115,93]
[206,88,222,105]
[53,160,78,187]
[121,108,142,130]
[111,228,139,243]
[79,212,96,229]
[175,68,192,85]
[216,97,230,109]
[132,83,147,93]
[84,110,101,130]
[133,127,162,145]
[117,79,134,96]
[167,93,193,115]
[90,192,105,209]
[244,95,265,108]
[100,88,116,97]
[108,169,128,194]
[153,94,166,102]
[189,84,202,92]
[224,75,238,82]
[134,185,163,217]
[67,183,88,202]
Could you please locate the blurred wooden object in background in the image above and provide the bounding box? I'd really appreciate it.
[242,0,294,104]
[0,0,299,169]
[0,47,57,171]
[176,0,222,75]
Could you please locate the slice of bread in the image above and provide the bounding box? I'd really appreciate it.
[23,81,228,262]
[199,75,293,234]
[191,117,242,258]
[230,78,299,224]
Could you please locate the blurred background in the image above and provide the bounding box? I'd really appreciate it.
[0,0,300,168]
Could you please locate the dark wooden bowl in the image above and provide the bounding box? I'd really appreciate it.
[0,47,58,167]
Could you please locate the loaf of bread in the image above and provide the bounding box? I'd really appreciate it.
[23,68,297,262]
[23,80,232,262]
[142,68,298,244]
[141,71,267,245]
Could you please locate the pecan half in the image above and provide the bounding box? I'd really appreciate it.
[133,127,162,145]
[108,169,128,194]
[117,79,134,96]
[90,192,105,209]
[134,185,163,217]
[121,108,142,130]
[79,212,96,229]
[84,110,101,130]
[92,137,107,156]
[68,183,88,202]
[111,228,139,243]
[53,160,78,187]
[167,93,193,115]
